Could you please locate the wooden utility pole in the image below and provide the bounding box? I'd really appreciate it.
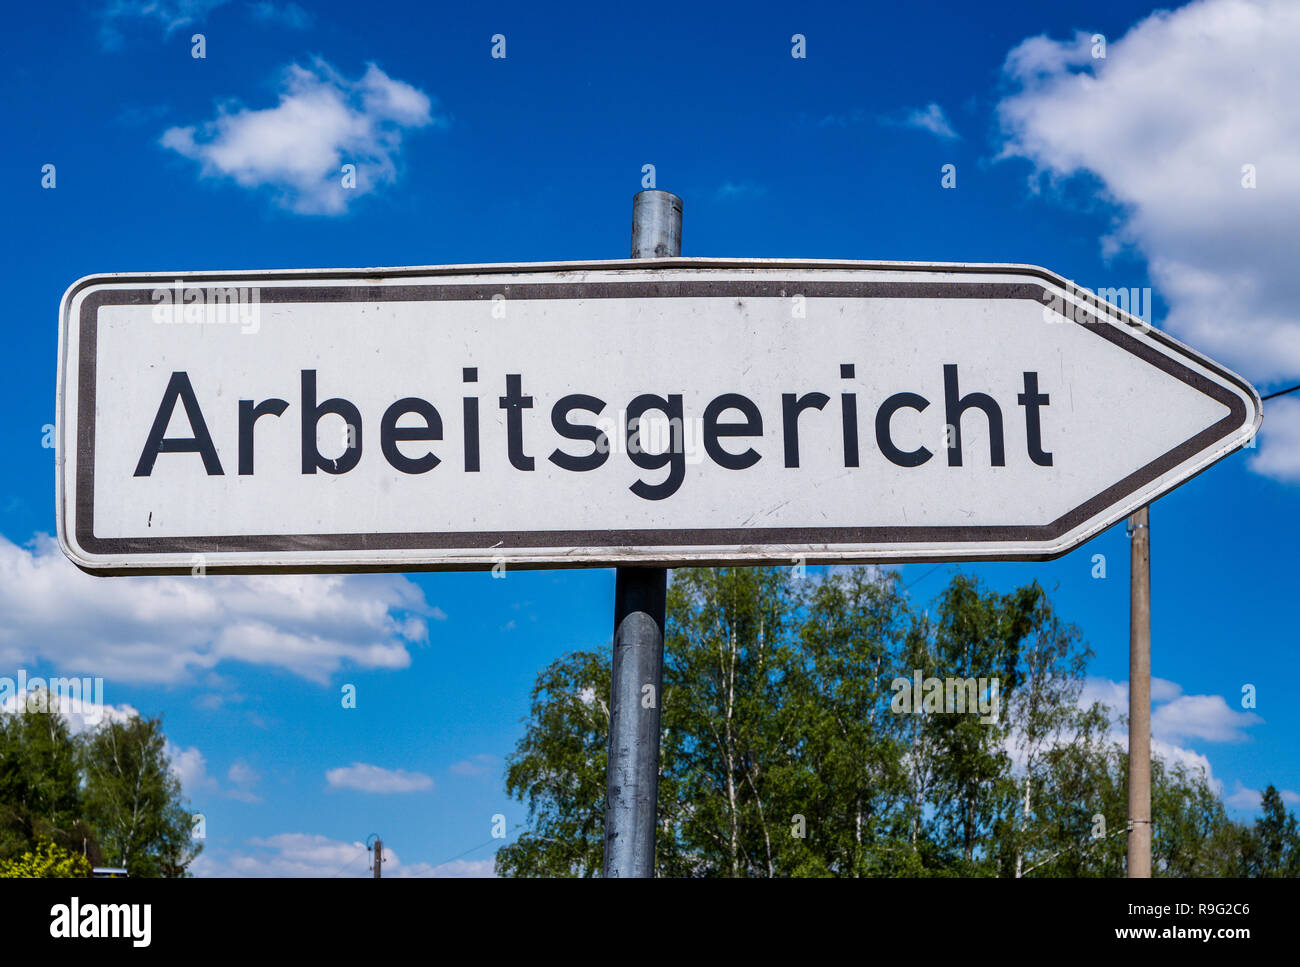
[372,837,383,879]
[1127,506,1151,877]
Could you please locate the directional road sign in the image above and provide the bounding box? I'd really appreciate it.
[56,259,1261,573]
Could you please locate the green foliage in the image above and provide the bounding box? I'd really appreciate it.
[776,567,916,876]
[926,575,1035,868]
[498,565,1299,878]
[0,699,85,860]
[657,566,798,876]
[82,716,201,878]
[0,700,201,877]
[1015,746,1244,878]
[1150,757,1241,876]
[496,651,610,877]
[1245,785,1300,877]
[0,838,92,878]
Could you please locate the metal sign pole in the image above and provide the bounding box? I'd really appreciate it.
[1127,505,1152,877]
[602,190,681,878]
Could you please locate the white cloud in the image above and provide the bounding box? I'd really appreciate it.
[226,760,262,802]
[393,858,496,878]
[194,833,374,877]
[715,180,768,201]
[246,1,310,28]
[194,690,245,711]
[1225,780,1262,810]
[1152,693,1262,743]
[1248,396,1300,482]
[0,533,435,685]
[168,741,217,797]
[1225,779,1300,811]
[100,0,227,46]
[165,738,266,800]
[1150,738,1218,788]
[815,110,866,128]
[1,678,236,806]
[826,563,888,583]
[1149,678,1184,704]
[326,762,434,794]
[162,59,439,214]
[0,680,137,733]
[1082,675,1262,744]
[449,754,497,777]
[1084,675,1263,744]
[900,103,960,140]
[1074,675,1267,794]
[165,741,263,802]
[1077,676,1129,714]
[996,0,1300,480]
[817,104,959,140]
[192,832,497,877]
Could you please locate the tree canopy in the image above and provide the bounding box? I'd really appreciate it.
[0,699,200,877]
[497,566,1297,877]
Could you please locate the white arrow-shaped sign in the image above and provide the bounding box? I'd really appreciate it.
[56,259,1260,573]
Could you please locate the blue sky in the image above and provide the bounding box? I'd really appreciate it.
[1,0,1297,875]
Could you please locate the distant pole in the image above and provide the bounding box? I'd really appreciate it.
[1127,506,1151,877]
[372,837,383,879]
[602,190,681,878]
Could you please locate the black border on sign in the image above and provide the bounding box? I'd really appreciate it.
[68,265,1252,565]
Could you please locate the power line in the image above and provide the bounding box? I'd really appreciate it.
[1262,383,1300,400]
[424,823,526,872]
[902,563,945,593]
[430,836,501,868]
[326,848,370,879]
[334,826,527,879]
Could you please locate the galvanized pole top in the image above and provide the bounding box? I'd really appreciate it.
[630,190,683,259]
